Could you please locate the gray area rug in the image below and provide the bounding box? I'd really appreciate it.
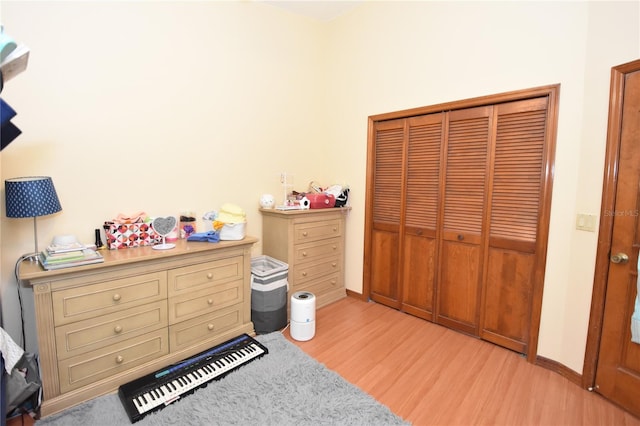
[36,332,408,425]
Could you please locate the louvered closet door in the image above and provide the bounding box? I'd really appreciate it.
[437,106,491,335]
[370,119,405,308]
[480,97,549,353]
[401,113,444,321]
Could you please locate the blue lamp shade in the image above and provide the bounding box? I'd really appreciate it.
[5,176,62,218]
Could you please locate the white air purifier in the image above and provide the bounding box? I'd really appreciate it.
[290,291,316,341]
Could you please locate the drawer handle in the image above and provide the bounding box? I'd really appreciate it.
[115,355,124,364]
[457,234,464,241]
[302,272,307,277]
[332,262,337,268]
[112,293,121,302]
[207,299,214,305]
[302,251,308,257]
[302,231,308,237]
[208,324,214,331]
[331,279,336,285]
[114,325,123,334]
[333,245,337,250]
[207,273,213,279]
[333,227,337,232]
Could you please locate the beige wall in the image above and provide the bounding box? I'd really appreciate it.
[1,1,638,374]
[323,0,639,374]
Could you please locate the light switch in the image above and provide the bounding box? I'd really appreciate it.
[576,213,597,232]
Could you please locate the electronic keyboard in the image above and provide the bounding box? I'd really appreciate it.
[118,333,268,423]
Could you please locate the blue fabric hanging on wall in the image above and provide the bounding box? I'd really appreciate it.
[0,98,21,150]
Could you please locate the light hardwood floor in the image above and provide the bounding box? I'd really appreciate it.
[284,296,640,426]
[9,296,639,426]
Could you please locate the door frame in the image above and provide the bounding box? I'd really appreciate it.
[583,58,640,389]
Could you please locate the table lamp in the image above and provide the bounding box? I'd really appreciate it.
[5,176,62,262]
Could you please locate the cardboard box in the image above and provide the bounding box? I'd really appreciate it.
[103,222,161,249]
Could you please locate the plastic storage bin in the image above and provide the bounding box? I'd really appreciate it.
[219,222,246,241]
[251,255,288,334]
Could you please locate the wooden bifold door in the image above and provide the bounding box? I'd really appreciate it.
[364,85,559,358]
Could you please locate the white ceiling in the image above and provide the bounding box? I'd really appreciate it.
[262,1,363,21]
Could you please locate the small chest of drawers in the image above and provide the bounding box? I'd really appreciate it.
[260,208,349,309]
[20,238,257,418]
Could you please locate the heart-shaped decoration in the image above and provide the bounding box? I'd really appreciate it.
[152,216,177,237]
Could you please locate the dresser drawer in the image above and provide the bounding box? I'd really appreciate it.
[57,329,168,394]
[168,255,244,296]
[169,304,243,352]
[54,301,168,360]
[52,272,167,326]
[168,279,242,324]
[292,255,341,285]
[294,237,342,263]
[292,272,342,298]
[293,219,342,244]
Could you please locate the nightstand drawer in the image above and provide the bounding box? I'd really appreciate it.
[58,329,168,394]
[169,304,243,352]
[168,279,243,324]
[292,255,341,285]
[168,255,244,296]
[52,272,167,326]
[55,301,168,360]
[293,219,341,244]
[294,237,342,263]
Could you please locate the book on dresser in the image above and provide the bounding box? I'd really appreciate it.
[39,248,104,270]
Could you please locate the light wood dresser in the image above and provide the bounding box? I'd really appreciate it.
[19,237,257,417]
[260,208,349,309]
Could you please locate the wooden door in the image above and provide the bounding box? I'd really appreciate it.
[481,97,550,353]
[365,85,559,359]
[594,62,640,418]
[369,119,405,308]
[401,113,444,321]
[436,106,491,335]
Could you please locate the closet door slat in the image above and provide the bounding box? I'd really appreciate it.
[443,110,490,237]
[401,113,444,321]
[373,123,405,226]
[482,97,549,353]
